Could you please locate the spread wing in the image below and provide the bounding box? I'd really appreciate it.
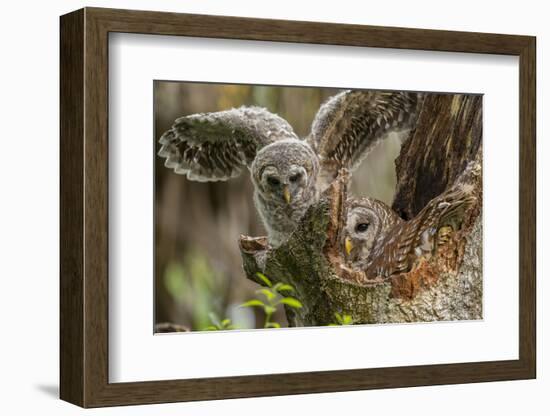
[366,184,476,279]
[308,90,422,186]
[158,106,298,182]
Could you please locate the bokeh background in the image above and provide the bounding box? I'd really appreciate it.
[154,81,402,331]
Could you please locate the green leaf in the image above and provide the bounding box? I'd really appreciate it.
[208,312,221,328]
[342,315,353,325]
[163,262,187,303]
[278,297,303,309]
[275,284,294,293]
[334,312,343,324]
[256,272,272,287]
[265,322,281,329]
[257,288,276,301]
[264,305,276,315]
[204,325,218,331]
[221,319,231,327]
[240,299,266,308]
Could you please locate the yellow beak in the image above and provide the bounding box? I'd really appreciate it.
[345,237,353,256]
[283,186,291,204]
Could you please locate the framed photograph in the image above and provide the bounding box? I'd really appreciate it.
[60,7,536,408]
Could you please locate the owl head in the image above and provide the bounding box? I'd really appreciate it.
[251,139,319,206]
[158,91,421,247]
[342,198,401,267]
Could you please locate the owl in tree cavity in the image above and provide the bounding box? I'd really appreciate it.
[158,90,422,247]
[342,184,476,279]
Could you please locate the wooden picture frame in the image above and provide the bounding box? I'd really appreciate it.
[60,7,536,408]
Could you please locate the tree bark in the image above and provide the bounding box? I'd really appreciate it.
[239,93,483,326]
[393,93,482,219]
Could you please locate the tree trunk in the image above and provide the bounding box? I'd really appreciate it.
[239,93,483,326]
[393,94,482,219]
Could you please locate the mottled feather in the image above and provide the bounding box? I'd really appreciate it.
[343,184,475,280]
[366,185,475,279]
[158,106,298,182]
[158,91,425,247]
[308,90,422,187]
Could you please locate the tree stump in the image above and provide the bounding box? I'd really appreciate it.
[239,93,483,326]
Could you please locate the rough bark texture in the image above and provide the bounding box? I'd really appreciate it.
[393,93,482,219]
[239,93,483,326]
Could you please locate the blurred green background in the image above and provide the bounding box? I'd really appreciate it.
[154,81,402,331]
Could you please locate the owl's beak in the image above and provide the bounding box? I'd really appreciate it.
[283,186,291,204]
[345,237,353,256]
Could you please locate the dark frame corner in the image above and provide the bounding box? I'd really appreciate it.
[60,7,536,408]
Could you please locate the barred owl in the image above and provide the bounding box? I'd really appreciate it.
[158,90,422,246]
[343,185,475,278]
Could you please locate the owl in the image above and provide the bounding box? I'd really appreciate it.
[342,185,476,279]
[158,90,422,246]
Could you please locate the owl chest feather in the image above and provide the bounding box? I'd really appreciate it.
[254,188,317,247]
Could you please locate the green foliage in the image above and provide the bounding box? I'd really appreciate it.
[255,272,272,287]
[275,283,294,293]
[240,274,302,329]
[278,297,303,308]
[164,262,187,303]
[203,312,237,331]
[163,250,226,331]
[240,299,265,308]
[328,312,354,326]
[258,288,275,301]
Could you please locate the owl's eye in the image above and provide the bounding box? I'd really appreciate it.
[355,223,369,233]
[267,176,280,186]
[289,173,302,183]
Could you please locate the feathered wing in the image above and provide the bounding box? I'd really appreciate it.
[308,90,423,187]
[366,184,476,279]
[158,106,298,181]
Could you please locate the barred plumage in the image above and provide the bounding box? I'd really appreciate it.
[159,106,298,181]
[343,184,476,279]
[308,90,422,188]
[158,90,423,246]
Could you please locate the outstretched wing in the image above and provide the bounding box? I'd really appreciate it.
[308,90,422,185]
[158,106,298,181]
[366,184,476,279]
